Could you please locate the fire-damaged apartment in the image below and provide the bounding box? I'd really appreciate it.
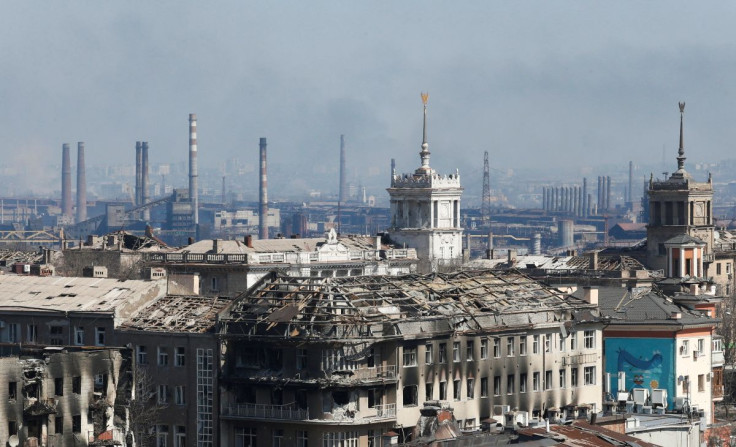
[217,269,604,446]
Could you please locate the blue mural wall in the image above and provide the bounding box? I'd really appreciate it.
[604,337,675,408]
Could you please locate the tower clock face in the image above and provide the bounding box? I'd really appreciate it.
[694,202,704,218]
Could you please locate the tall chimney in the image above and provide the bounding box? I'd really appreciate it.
[606,175,611,212]
[582,178,588,218]
[597,176,603,213]
[259,137,268,240]
[61,143,72,219]
[189,114,198,227]
[76,142,87,223]
[339,134,347,204]
[142,141,150,221]
[628,161,634,205]
[135,141,142,206]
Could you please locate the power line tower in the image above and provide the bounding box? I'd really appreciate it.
[482,151,491,224]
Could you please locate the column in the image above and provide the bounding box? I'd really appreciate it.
[680,247,686,278]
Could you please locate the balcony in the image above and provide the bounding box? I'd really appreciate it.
[713,384,725,400]
[222,403,309,421]
[562,353,597,367]
[327,403,397,423]
[703,253,715,263]
[713,350,725,368]
[350,365,397,381]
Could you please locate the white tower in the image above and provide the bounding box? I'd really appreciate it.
[387,93,464,272]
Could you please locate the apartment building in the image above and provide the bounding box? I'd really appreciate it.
[217,270,604,446]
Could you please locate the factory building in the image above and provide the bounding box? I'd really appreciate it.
[217,269,604,445]
[387,94,463,272]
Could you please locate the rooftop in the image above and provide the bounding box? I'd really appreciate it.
[119,295,232,333]
[572,286,715,327]
[0,275,167,318]
[220,270,600,341]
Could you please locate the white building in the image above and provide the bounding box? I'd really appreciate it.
[387,94,463,272]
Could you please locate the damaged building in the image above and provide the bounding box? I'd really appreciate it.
[217,269,604,446]
[0,345,133,447]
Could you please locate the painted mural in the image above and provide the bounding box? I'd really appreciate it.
[604,337,675,407]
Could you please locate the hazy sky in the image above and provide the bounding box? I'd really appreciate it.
[3,2,736,195]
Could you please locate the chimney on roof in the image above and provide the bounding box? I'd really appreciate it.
[583,286,598,305]
[671,312,682,320]
[245,234,253,248]
[689,284,699,296]
[507,249,517,265]
[589,251,599,270]
[213,239,221,253]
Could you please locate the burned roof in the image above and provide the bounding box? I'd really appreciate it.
[517,421,659,447]
[120,295,232,333]
[220,270,600,342]
[468,254,647,272]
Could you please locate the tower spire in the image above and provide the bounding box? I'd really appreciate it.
[677,101,686,173]
[416,92,432,175]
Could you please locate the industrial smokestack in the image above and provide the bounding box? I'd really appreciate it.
[339,134,347,204]
[61,143,72,219]
[142,141,150,221]
[597,176,603,214]
[135,141,142,206]
[582,178,588,218]
[259,137,268,240]
[606,175,611,212]
[189,114,198,227]
[76,142,87,223]
[628,161,633,205]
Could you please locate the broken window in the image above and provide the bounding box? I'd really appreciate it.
[467,378,474,399]
[8,420,17,436]
[8,381,17,400]
[366,348,375,368]
[175,347,185,367]
[156,425,168,447]
[480,338,489,359]
[137,345,148,365]
[7,323,19,343]
[175,386,186,405]
[520,336,528,356]
[570,332,577,350]
[493,338,500,358]
[425,383,433,401]
[296,348,307,370]
[480,377,488,397]
[55,378,63,396]
[403,385,417,406]
[72,415,81,433]
[54,416,63,434]
[158,384,169,404]
[545,370,553,390]
[296,389,308,409]
[439,343,447,363]
[466,341,474,361]
[158,347,169,366]
[95,327,105,346]
[453,342,460,362]
[72,376,81,394]
[507,374,515,394]
[559,369,566,389]
[27,324,37,343]
[493,376,501,396]
[439,381,447,400]
[402,346,417,367]
[520,373,527,393]
[50,326,64,345]
[571,367,578,387]
[453,379,461,401]
[506,337,515,357]
[74,326,84,345]
[272,388,284,405]
[94,374,108,395]
[425,343,433,364]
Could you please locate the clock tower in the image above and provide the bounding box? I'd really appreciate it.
[646,102,715,274]
[387,94,464,272]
